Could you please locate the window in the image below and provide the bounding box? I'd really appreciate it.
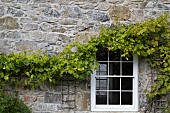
[91,48,138,111]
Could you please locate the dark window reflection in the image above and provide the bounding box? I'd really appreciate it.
[121,92,132,105]
[122,62,133,75]
[96,62,108,75]
[96,91,107,105]
[109,62,120,75]
[109,78,120,90]
[121,78,133,90]
[96,48,108,61]
[96,77,107,90]
[109,50,120,61]
[109,92,120,105]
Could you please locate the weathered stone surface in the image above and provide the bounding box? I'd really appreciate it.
[131,9,144,21]
[15,41,37,51]
[62,6,83,18]
[0,5,4,17]
[95,3,111,11]
[24,24,38,31]
[1,31,21,39]
[0,17,19,30]
[59,18,77,25]
[43,8,60,18]
[109,5,131,21]
[7,8,24,17]
[1,0,14,2]
[17,0,30,3]
[31,103,61,112]
[40,22,52,31]
[19,17,32,23]
[87,11,110,22]
[44,92,61,103]
[33,0,46,3]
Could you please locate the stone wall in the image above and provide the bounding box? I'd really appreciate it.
[1,0,170,113]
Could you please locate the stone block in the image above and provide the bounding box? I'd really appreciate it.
[44,92,61,103]
[43,8,60,18]
[87,11,110,22]
[62,6,83,18]
[24,24,38,31]
[0,17,19,30]
[109,5,131,21]
[0,5,4,17]
[95,3,111,11]
[31,103,61,112]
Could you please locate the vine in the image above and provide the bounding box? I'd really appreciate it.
[0,14,170,109]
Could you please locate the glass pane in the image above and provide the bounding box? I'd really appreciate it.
[121,78,133,90]
[109,92,120,105]
[109,50,120,61]
[109,62,120,75]
[96,91,107,105]
[122,62,133,75]
[96,48,108,61]
[96,62,108,75]
[96,77,108,90]
[121,92,132,105]
[109,78,120,90]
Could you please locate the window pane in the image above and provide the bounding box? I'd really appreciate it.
[109,78,120,90]
[121,78,133,90]
[96,91,107,105]
[109,50,120,61]
[121,92,132,105]
[109,62,120,75]
[96,62,108,75]
[122,62,133,75]
[96,77,108,90]
[96,48,108,61]
[109,92,120,105]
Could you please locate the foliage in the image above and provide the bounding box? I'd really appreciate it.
[0,14,170,102]
[0,92,31,113]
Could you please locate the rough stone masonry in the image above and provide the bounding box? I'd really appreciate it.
[0,0,170,113]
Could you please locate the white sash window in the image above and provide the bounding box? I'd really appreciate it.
[91,49,138,111]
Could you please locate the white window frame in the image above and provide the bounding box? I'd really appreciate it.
[91,55,138,112]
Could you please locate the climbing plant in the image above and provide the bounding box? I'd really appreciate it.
[0,14,170,104]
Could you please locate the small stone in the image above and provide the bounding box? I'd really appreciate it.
[62,6,83,18]
[15,41,37,51]
[59,18,77,25]
[33,0,46,3]
[95,3,110,11]
[0,5,4,17]
[24,24,38,31]
[80,3,96,9]
[87,11,110,22]
[4,31,21,39]
[40,22,51,31]
[145,1,155,8]
[109,5,131,21]
[19,18,32,23]
[43,8,60,18]
[17,0,30,3]
[7,8,24,17]
[52,27,66,33]
[0,17,19,30]
[1,0,14,2]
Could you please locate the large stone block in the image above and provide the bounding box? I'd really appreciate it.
[0,17,19,30]
[109,5,131,21]
[87,11,110,22]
